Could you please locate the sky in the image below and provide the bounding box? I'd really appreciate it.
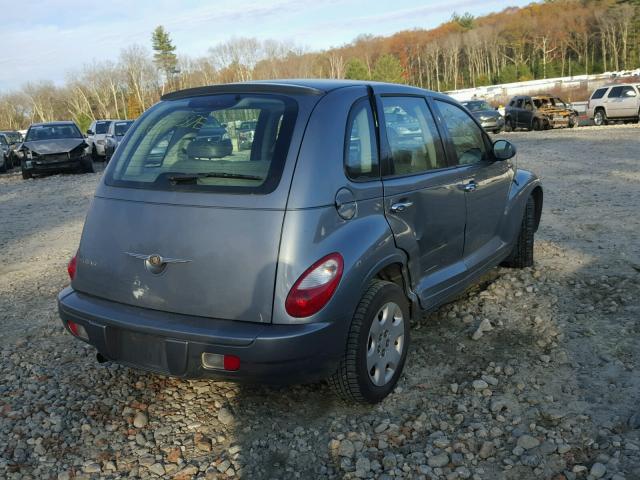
[0,0,534,91]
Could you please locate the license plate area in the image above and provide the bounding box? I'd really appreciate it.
[115,330,168,372]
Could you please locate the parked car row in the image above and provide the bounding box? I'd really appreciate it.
[463,82,640,133]
[0,119,135,179]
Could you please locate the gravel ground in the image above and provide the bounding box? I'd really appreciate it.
[0,125,639,480]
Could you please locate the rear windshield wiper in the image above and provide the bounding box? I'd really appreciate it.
[167,172,263,184]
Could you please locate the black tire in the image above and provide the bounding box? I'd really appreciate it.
[91,146,98,161]
[594,109,607,126]
[532,118,542,131]
[504,117,514,132]
[493,127,503,134]
[329,280,410,404]
[0,161,6,173]
[502,195,536,268]
[21,167,32,179]
[568,115,577,128]
[81,156,95,174]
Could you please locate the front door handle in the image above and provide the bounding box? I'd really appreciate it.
[390,201,414,213]
[463,181,477,192]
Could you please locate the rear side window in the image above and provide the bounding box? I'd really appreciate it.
[344,98,379,181]
[435,100,487,166]
[106,94,297,194]
[620,86,637,97]
[381,97,446,176]
[591,88,607,100]
[608,87,623,98]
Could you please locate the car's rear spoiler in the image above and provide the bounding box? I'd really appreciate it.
[162,83,325,100]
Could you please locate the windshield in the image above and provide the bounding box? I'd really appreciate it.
[95,121,111,134]
[1,132,21,144]
[462,101,492,112]
[114,121,133,136]
[26,124,82,141]
[106,94,298,194]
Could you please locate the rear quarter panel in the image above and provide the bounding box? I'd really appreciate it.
[500,168,543,245]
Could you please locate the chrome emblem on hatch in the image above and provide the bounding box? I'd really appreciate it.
[125,252,191,274]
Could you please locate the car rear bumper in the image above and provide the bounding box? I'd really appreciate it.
[57,287,345,383]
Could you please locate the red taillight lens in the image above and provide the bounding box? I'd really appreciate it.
[67,254,77,280]
[67,320,88,340]
[223,355,241,371]
[285,253,344,318]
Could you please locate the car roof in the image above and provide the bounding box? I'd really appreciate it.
[29,121,78,127]
[162,79,448,101]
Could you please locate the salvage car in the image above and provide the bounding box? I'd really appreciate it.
[104,120,134,161]
[58,80,542,403]
[505,94,578,131]
[0,130,23,171]
[461,100,505,133]
[20,121,94,179]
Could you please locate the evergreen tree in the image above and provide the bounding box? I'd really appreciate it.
[372,55,404,83]
[151,26,178,86]
[345,58,370,80]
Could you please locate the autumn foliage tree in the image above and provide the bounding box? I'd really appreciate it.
[1,0,639,129]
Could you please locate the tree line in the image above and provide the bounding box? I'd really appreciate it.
[1,0,638,131]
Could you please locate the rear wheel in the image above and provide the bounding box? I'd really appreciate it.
[330,280,410,403]
[594,109,607,126]
[502,196,535,268]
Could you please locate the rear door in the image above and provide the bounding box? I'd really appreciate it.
[618,86,638,117]
[378,95,467,306]
[73,91,315,324]
[432,99,513,269]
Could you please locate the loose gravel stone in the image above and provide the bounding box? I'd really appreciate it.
[1,126,639,480]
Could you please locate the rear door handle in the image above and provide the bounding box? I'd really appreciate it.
[390,201,413,213]
[463,181,477,192]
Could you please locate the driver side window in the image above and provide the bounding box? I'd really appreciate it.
[435,100,487,166]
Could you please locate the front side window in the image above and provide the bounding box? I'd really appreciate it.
[344,98,379,181]
[106,94,297,194]
[435,100,488,166]
[381,97,446,176]
[515,99,524,108]
[591,88,607,100]
[608,87,623,98]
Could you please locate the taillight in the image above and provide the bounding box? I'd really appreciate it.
[285,253,344,318]
[67,254,77,280]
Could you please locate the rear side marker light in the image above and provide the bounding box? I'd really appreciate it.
[67,320,88,341]
[202,353,241,371]
[285,253,344,318]
[67,254,77,280]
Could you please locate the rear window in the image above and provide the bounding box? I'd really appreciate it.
[106,94,297,194]
[591,88,607,100]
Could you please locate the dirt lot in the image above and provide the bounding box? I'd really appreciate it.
[0,125,639,480]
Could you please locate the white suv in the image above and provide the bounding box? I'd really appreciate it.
[588,84,640,126]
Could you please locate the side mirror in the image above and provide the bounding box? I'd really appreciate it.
[493,140,516,161]
[86,129,94,135]
[221,123,227,128]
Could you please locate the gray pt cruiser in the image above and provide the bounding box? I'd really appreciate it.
[58,80,542,403]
